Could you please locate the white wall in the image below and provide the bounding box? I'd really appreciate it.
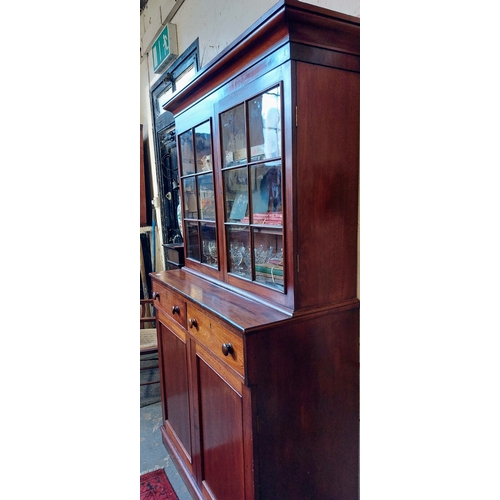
[140,0,359,86]
[140,0,360,270]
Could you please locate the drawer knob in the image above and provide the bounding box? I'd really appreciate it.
[221,343,233,356]
[152,292,160,300]
[172,305,180,315]
[188,318,198,329]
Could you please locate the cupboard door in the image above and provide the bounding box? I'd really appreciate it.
[197,353,246,500]
[158,320,193,466]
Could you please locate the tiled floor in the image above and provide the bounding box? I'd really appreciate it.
[140,401,194,500]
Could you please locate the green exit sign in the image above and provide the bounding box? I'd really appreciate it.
[152,24,178,74]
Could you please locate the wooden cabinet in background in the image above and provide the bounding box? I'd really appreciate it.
[151,1,360,499]
[163,243,185,269]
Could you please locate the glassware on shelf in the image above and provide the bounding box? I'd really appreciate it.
[266,246,274,262]
[202,240,211,264]
[254,245,266,264]
[208,240,218,265]
[230,241,244,275]
[243,246,252,271]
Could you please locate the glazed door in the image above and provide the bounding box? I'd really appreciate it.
[194,345,248,500]
[220,85,284,292]
[157,320,194,472]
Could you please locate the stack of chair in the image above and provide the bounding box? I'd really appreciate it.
[140,299,160,406]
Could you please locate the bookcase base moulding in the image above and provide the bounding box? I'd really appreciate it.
[151,1,360,499]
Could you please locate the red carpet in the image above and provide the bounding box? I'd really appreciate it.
[140,469,179,500]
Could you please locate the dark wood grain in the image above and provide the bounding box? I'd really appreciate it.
[187,301,245,377]
[289,41,360,72]
[157,321,193,466]
[295,62,360,309]
[247,306,360,500]
[153,281,188,329]
[287,3,360,56]
[198,356,246,500]
[152,269,292,332]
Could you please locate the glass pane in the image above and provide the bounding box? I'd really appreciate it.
[175,64,196,94]
[156,87,173,117]
[200,223,217,267]
[227,227,250,278]
[249,87,281,160]
[248,95,264,161]
[224,167,248,223]
[156,64,195,115]
[185,221,200,261]
[221,104,246,167]
[251,161,282,223]
[198,173,215,221]
[194,122,212,173]
[179,130,195,175]
[253,228,283,291]
[183,178,198,218]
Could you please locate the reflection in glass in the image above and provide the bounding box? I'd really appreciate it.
[221,104,246,167]
[183,178,198,218]
[185,221,200,261]
[224,167,248,222]
[157,87,173,117]
[251,161,282,222]
[194,122,212,173]
[175,64,196,94]
[248,86,281,161]
[198,174,215,220]
[253,228,283,291]
[179,130,194,175]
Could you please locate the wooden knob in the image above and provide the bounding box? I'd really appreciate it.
[172,305,180,315]
[188,318,197,329]
[221,343,233,356]
[152,292,160,300]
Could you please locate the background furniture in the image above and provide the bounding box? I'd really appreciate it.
[149,41,200,268]
[163,242,185,269]
[140,298,160,407]
[152,1,360,498]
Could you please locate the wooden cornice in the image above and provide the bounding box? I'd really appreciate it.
[163,0,359,117]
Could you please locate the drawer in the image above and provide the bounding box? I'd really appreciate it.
[186,303,245,377]
[151,284,187,330]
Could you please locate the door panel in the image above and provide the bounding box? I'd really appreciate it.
[198,356,245,500]
[159,321,192,462]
